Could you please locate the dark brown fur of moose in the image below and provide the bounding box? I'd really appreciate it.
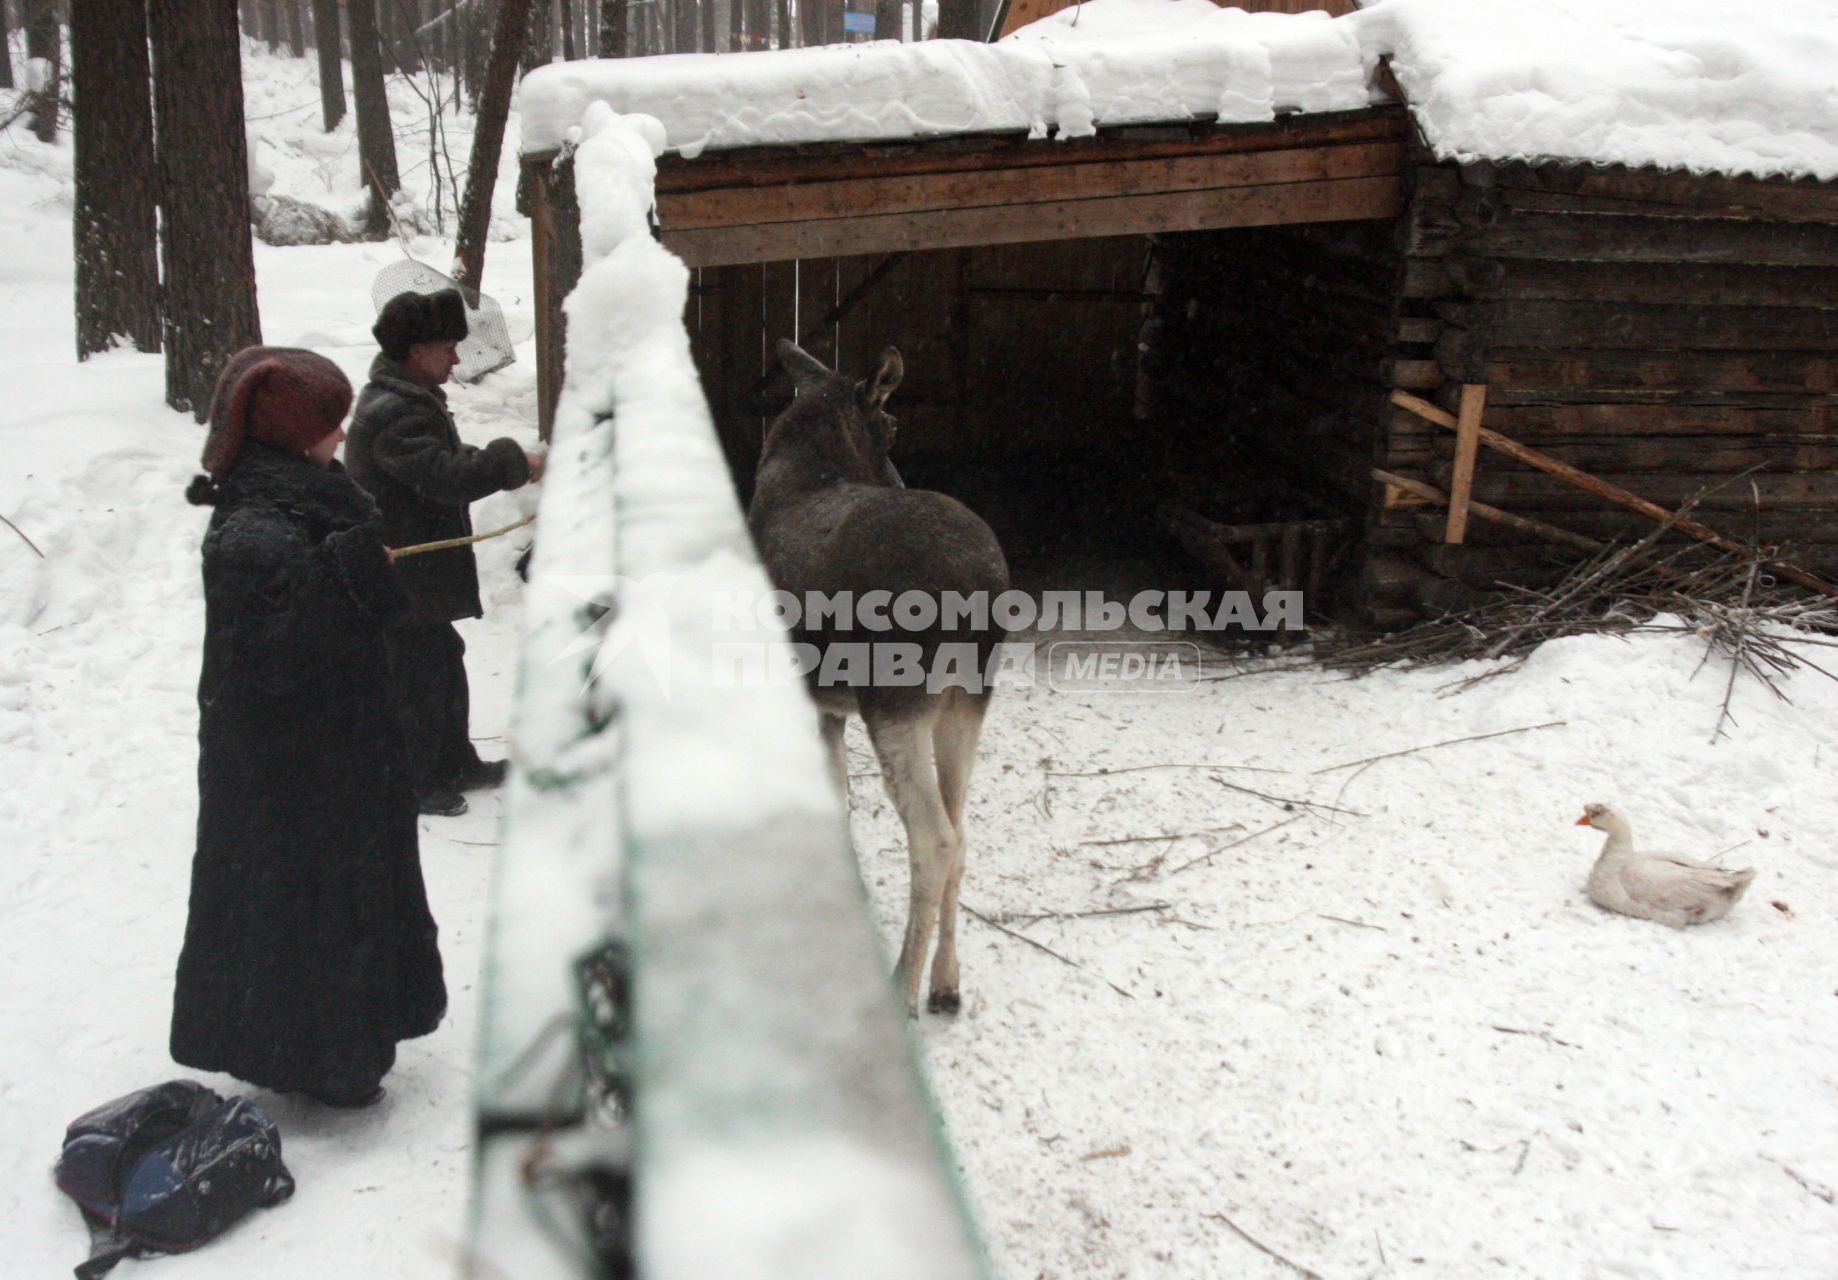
[749,340,1011,1016]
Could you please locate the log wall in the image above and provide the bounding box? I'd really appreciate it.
[1388,155,1838,593]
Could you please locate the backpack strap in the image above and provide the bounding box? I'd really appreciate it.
[73,1208,140,1280]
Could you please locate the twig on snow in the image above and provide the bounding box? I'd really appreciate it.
[1317,913,1386,932]
[1210,775,1364,818]
[964,905,1133,999]
[1311,721,1566,774]
[1205,1213,1323,1280]
[1167,816,1302,877]
[1046,761,1281,778]
[1,511,43,557]
[996,902,1172,926]
[1784,1165,1836,1205]
[1080,823,1244,847]
[1491,1024,1582,1050]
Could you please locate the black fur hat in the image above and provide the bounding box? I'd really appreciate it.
[373,288,469,362]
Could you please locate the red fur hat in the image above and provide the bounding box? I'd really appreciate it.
[200,347,353,481]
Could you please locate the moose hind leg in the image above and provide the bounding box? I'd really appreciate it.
[863,703,954,1017]
[819,711,849,798]
[925,690,989,1014]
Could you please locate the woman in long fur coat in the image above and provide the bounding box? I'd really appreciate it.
[170,347,446,1108]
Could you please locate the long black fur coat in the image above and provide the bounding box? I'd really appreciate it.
[170,442,447,1099]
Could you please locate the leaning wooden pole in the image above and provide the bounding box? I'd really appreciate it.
[1391,389,1838,601]
[453,0,536,291]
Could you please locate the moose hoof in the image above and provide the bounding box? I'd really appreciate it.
[926,989,961,1016]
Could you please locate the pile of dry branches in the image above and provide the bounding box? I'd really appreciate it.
[1320,529,1838,737]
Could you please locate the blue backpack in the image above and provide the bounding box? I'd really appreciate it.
[53,1080,296,1279]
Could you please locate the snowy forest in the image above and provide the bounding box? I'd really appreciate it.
[6,1,1838,1278]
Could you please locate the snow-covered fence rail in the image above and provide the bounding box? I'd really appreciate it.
[467,108,985,1279]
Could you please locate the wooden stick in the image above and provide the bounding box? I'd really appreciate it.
[1390,389,1838,600]
[1312,721,1565,774]
[963,905,1133,999]
[0,512,44,558]
[391,512,535,559]
[1373,469,1603,554]
[1167,815,1302,877]
[1444,382,1487,545]
[1205,1213,1323,1280]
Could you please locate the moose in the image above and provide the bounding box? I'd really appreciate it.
[749,339,1010,1016]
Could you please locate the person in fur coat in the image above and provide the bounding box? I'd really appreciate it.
[171,347,446,1109]
[344,289,542,817]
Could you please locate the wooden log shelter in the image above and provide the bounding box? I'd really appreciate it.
[526,41,1838,623]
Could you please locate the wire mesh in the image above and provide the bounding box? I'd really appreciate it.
[370,258,518,384]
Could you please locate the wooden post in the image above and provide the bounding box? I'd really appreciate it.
[1442,381,1486,544]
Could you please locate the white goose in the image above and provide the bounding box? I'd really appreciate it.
[1575,803,1756,928]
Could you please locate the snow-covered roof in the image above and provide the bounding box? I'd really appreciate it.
[1368,0,1838,182]
[521,0,1838,183]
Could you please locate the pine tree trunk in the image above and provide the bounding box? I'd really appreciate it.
[800,0,823,48]
[698,0,712,54]
[774,0,789,47]
[346,0,400,237]
[374,0,398,71]
[147,0,262,417]
[24,0,59,143]
[287,0,307,54]
[312,0,345,127]
[598,0,625,56]
[726,0,739,49]
[263,0,284,48]
[452,0,532,291]
[559,0,575,57]
[937,0,979,39]
[743,0,764,49]
[874,0,899,40]
[71,0,162,358]
[390,0,420,71]
[671,0,693,53]
[464,0,494,105]
[0,1,13,91]
[520,0,550,71]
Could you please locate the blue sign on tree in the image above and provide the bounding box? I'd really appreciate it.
[842,9,877,33]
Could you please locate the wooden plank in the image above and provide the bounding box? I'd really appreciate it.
[1482,351,1838,396]
[1454,468,1838,513]
[1443,382,1486,544]
[1480,161,1838,225]
[658,140,1402,231]
[663,174,1402,266]
[1375,467,1603,553]
[796,255,840,366]
[1464,400,1835,438]
[1459,212,1838,267]
[1458,436,1838,475]
[1448,258,1838,309]
[1437,299,1838,352]
[652,109,1406,193]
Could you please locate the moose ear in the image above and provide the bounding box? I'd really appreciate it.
[777,339,831,391]
[864,346,903,409]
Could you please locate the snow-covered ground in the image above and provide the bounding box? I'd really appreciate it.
[7,25,1838,1280]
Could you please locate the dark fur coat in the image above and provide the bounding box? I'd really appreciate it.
[343,356,529,624]
[170,442,447,1099]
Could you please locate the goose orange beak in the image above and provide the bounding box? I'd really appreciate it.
[1574,814,1591,825]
